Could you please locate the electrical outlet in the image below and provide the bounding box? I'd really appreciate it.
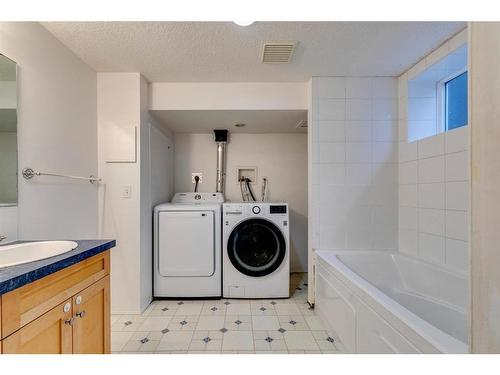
[122,185,132,198]
[191,173,203,184]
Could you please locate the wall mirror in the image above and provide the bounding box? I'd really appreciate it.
[0,54,17,206]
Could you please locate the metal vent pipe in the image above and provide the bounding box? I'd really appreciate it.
[214,130,228,194]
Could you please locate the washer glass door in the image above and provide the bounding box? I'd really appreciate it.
[227,218,286,277]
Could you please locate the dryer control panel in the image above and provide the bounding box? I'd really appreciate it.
[172,192,224,203]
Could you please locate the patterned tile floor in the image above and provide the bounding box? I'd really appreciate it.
[111,273,344,354]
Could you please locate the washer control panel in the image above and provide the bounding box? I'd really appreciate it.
[270,205,287,214]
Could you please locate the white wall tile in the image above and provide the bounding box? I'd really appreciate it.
[371,183,397,206]
[418,133,445,158]
[445,151,468,181]
[316,77,346,98]
[345,142,372,163]
[318,121,346,142]
[318,99,346,120]
[312,76,397,253]
[373,121,398,142]
[408,81,437,98]
[372,163,397,186]
[445,210,468,241]
[398,74,408,98]
[398,119,407,142]
[372,226,398,249]
[419,208,445,236]
[312,163,320,185]
[319,223,346,249]
[346,228,372,249]
[319,163,345,185]
[398,97,408,120]
[345,121,371,142]
[371,78,398,99]
[408,120,437,142]
[346,77,372,98]
[418,156,445,183]
[399,184,418,207]
[346,99,372,120]
[373,142,397,163]
[345,163,372,185]
[399,229,418,256]
[399,206,418,230]
[397,36,469,270]
[445,238,468,272]
[319,142,345,163]
[418,233,446,263]
[399,141,418,162]
[372,99,398,121]
[445,126,468,153]
[399,161,418,184]
[408,98,436,121]
[446,181,469,211]
[418,183,445,209]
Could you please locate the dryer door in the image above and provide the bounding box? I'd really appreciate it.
[227,218,286,277]
[158,211,215,277]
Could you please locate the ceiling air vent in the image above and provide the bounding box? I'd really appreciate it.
[261,41,297,63]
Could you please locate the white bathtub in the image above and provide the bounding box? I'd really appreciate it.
[315,250,468,353]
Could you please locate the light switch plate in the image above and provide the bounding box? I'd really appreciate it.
[122,185,132,198]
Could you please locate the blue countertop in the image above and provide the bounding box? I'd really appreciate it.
[0,239,116,296]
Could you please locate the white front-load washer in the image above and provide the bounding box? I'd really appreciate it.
[223,202,290,298]
[154,192,224,298]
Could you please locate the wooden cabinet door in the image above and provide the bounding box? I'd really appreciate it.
[1,300,73,354]
[72,276,110,354]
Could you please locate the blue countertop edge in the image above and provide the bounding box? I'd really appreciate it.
[0,239,116,296]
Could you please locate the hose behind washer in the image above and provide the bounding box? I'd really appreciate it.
[245,178,256,202]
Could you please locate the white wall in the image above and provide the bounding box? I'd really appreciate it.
[174,133,308,272]
[469,21,500,353]
[150,124,174,206]
[139,76,174,311]
[98,73,173,314]
[398,29,469,272]
[0,22,98,241]
[98,73,142,314]
[309,77,399,259]
[150,82,308,111]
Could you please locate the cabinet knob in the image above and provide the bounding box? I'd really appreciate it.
[76,310,86,319]
[75,295,83,305]
[64,317,74,326]
[63,302,71,313]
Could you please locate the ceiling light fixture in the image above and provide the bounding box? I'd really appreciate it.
[233,21,254,27]
[234,123,246,128]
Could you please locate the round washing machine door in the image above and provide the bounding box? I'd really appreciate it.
[227,218,286,277]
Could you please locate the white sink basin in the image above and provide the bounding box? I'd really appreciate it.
[0,241,78,269]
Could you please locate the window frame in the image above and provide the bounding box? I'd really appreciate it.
[436,67,468,133]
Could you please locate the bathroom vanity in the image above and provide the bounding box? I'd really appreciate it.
[0,240,115,354]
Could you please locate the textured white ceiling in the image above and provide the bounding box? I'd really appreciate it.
[41,22,466,82]
[151,110,307,134]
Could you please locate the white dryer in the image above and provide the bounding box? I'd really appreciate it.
[223,202,290,298]
[154,192,224,298]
